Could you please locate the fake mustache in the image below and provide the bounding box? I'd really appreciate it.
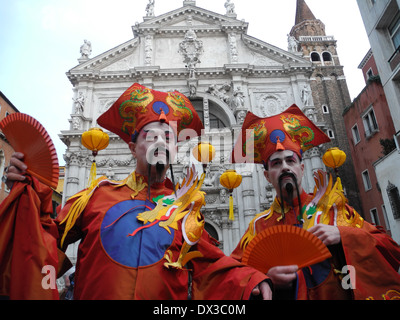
[278,172,297,185]
[147,147,170,164]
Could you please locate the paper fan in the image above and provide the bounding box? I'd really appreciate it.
[242,225,332,273]
[0,113,59,188]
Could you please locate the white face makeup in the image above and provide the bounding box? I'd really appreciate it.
[129,122,177,177]
[264,150,304,202]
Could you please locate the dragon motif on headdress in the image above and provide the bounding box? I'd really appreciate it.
[281,113,315,152]
[119,86,154,135]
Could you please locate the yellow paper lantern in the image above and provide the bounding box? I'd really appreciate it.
[192,142,216,165]
[323,148,346,191]
[81,128,109,186]
[322,148,346,170]
[82,128,110,156]
[220,169,242,220]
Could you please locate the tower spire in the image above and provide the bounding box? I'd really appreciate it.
[291,0,325,38]
[295,0,316,25]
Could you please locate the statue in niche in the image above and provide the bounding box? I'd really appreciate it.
[301,84,312,106]
[145,0,155,16]
[73,92,85,114]
[232,87,245,110]
[80,40,92,59]
[225,0,235,14]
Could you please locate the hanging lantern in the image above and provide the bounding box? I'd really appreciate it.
[220,169,242,221]
[81,128,109,187]
[322,147,346,170]
[192,142,216,169]
[322,147,346,191]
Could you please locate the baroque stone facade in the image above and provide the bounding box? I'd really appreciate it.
[62,1,336,255]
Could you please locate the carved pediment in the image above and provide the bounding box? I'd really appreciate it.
[133,5,248,36]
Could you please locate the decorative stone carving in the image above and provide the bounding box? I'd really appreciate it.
[179,27,203,79]
[203,166,218,187]
[235,109,247,125]
[228,33,238,63]
[144,35,153,66]
[206,83,231,103]
[256,93,285,117]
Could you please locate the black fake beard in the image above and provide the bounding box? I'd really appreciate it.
[146,149,177,200]
[277,172,302,221]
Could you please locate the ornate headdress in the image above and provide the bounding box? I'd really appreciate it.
[97,83,203,143]
[232,104,331,164]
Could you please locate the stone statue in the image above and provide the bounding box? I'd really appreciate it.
[301,84,312,106]
[288,35,299,52]
[232,87,245,110]
[73,92,85,114]
[80,40,92,58]
[145,0,155,16]
[225,0,235,14]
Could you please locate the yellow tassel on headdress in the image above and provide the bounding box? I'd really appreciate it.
[229,194,234,221]
[88,160,97,188]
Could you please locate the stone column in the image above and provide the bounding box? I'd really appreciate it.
[63,152,81,205]
[220,209,232,255]
[240,170,257,227]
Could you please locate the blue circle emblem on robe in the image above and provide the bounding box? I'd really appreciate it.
[100,199,174,268]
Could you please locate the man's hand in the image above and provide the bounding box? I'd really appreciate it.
[251,280,273,300]
[267,265,298,288]
[4,152,27,188]
[308,224,341,246]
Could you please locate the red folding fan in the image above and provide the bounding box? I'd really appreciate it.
[0,113,59,189]
[242,225,332,274]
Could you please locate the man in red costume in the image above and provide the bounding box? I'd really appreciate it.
[2,83,271,300]
[231,105,400,300]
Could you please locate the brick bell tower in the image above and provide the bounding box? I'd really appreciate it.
[289,0,363,214]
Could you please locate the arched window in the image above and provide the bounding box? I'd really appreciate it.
[311,52,321,62]
[205,222,219,242]
[322,52,332,62]
[192,99,229,129]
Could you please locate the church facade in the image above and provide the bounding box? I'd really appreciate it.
[61,0,355,255]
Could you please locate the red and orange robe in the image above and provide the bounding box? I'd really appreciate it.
[231,191,400,300]
[0,173,267,300]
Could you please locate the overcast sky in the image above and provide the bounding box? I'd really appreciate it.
[0,0,370,165]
